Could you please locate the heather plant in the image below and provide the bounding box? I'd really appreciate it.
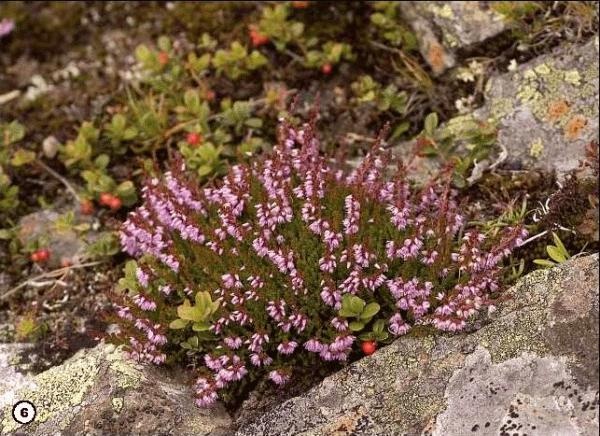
[114,117,526,407]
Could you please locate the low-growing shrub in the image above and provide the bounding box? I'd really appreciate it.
[113,118,526,407]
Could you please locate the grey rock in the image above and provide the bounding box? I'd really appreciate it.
[401,2,507,74]
[236,254,599,435]
[0,343,232,435]
[0,344,35,411]
[469,36,599,178]
[17,208,91,268]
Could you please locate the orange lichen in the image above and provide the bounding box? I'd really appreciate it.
[427,43,446,75]
[564,115,588,140]
[546,99,570,123]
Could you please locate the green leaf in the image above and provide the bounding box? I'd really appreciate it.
[424,112,438,136]
[533,258,556,268]
[135,44,152,64]
[157,35,171,52]
[1,121,25,146]
[10,149,36,167]
[391,122,410,140]
[551,232,570,259]
[372,319,385,333]
[169,318,189,329]
[192,321,211,332]
[338,308,356,318]
[547,245,567,264]
[115,181,137,206]
[360,302,380,320]
[359,332,375,341]
[348,295,366,315]
[349,321,365,332]
[177,299,203,322]
[374,330,389,341]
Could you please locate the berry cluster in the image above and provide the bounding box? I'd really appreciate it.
[114,118,526,407]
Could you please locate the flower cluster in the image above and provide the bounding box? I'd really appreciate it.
[114,119,526,407]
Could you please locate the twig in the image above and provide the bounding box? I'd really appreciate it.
[36,160,80,202]
[0,261,104,301]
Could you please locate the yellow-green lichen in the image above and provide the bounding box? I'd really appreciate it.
[106,347,145,390]
[529,137,544,158]
[0,344,143,434]
[489,97,514,121]
[1,347,103,433]
[564,70,582,86]
[112,397,124,413]
[439,114,478,138]
[430,4,454,19]
[534,63,551,76]
[515,55,598,129]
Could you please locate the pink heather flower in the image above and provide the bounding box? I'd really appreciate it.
[250,352,273,367]
[0,19,14,38]
[277,340,298,355]
[195,377,218,407]
[204,354,224,371]
[132,294,157,311]
[224,336,243,349]
[116,305,133,321]
[268,369,290,386]
[266,300,287,321]
[389,313,411,336]
[331,317,348,332]
[343,194,360,235]
[159,284,172,295]
[136,267,150,287]
[116,119,525,408]
[304,338,323,353]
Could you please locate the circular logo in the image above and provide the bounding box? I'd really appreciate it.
[12,400,36,425]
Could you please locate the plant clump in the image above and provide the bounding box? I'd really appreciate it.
[113,118,526,407]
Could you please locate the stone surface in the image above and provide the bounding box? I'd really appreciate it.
[17,209,85,269]
[401,2,507,74]
[235,254,599,435]
[0,344,35,411]
[0,343,232,435]
[443,36,599,179]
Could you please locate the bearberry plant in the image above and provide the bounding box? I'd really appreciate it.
[114,119,526,407]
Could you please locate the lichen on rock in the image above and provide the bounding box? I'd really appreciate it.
[235,254,599,435]
[0,343,231,435]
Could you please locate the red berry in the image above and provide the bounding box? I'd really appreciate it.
[292,1,310,8]
[38,249,50,262]
[31,248,50,263]
[249,27,269,47]
[108,196,122,211]
[321,63,333,75]
[80,199,94,215]
[361,340,377,355]
[158,51,169,66]
[99,193,113,206]
[186,132,202,146]
[205,90,216,102]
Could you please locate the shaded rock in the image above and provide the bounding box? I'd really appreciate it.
[236,254,599,435]
[0,343,232,435]
[401,2,507,74]
[441,37,599,179]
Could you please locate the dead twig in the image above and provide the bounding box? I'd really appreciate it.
[36,159,80,202]
[0,261,104,302]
